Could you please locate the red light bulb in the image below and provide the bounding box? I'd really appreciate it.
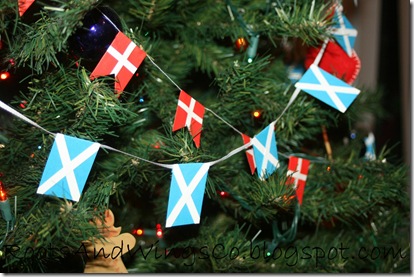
[156,229,163,238]
[135,228,144,236]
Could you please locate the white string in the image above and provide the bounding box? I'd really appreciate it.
[205,108,243,136]
[100,144,174,169]
[209,140,252,167]
[0,101,55,137]
[146,55,183,92]
[312,38,329,66]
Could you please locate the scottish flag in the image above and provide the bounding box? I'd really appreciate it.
[295,64,360,113]
[364,132,376,161]
[37,134,100,202]
[252,123,280,180]
[331,10,357,56]
[166,163,210,227]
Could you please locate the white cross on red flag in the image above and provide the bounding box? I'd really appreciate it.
[241,133,256,174]
[18,0,35,16]
[90,31,146,94]
[286,156,310,205]
[172,90,205,148]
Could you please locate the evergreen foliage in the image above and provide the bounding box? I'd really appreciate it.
[0,0,409,273]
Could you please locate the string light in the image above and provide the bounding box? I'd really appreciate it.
[0,181,7,201]
[0,181,13,222]
[253,110,261,118]
[135,228,144,236]
[156,224,163,238]
[0,72,10,80]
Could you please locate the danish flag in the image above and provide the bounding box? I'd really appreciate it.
[90,31,146,94]
[172,90,205,148]
[241,133,256,174]
[18,0,35,16]
[286,156,310,205]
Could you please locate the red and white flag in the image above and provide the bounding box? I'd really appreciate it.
[172,90,205,148]
[286,156,310,205]
[18,0,35,16]
[90,31,146,94]
[241,133,256,175]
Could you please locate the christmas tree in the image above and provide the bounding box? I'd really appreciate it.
[0,0,410,273]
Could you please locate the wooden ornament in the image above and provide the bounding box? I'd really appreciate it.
[83,209,136,273]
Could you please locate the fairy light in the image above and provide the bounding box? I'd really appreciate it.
[0,181,13,222]
[0,72,10,80]
[253,110,261,118]
[156,224,163,238]
[0,181,7,201]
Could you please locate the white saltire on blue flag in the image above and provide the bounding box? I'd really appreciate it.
[331,9,357,56]
[166,163,210,228]
[287,63,305,83]
[252,123,280,180]
[37,134,100,202]
[364,132,376,161]
[295,64,360,113]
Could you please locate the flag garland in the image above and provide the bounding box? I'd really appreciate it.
[295,64,360,113]
[18,0,35,16]
[165,163,210,227]
[172,90,205,148]
[286,156,311,205]
[330,7,358,56]
[90,31,147,94]
[4,1,366,228]
[251,123,280,180]
[36,134,100,202]
[241,134,256,175]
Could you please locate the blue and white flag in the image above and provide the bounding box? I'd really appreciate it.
[295,64,360,113]
[364,132,376,161]
[287,63,305,83]
[166,163,210,228]
[37,134,100,202]
[252,123,280,180]
[331,10,357,56]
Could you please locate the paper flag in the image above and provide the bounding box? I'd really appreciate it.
[172,90,205,148]
[287,63,305,83]
[331,9,357,56]
[363,132,376,161]
[37,134,100,202]
[90,31,146,94]
[286,156,310,205]
[241,134,256,174]
[166,163,210,228]
[252,124,280,180]
[295,64,360,113]
[18,0,35,16]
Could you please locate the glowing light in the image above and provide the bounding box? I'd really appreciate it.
[0,181,7,202]
[0,72,10,80]
[135,228,144,236]
[253,111,261,118]
[219,191,229,198]
[156,229,163,238]
[19,100,27,109]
